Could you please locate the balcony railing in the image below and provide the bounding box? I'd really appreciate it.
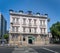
[34,24,37,26]
[22,24,37,28]
[9,31,20,34]
[22,23,26,25]
[29,24,32,26]
[40,32,46,34]
[40,25,46,28]
[21,32,39,35]
[10,22,20,26]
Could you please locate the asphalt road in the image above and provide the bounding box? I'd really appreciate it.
[30,45,60,53]
[0,45,60,53]
[0,47,14,53]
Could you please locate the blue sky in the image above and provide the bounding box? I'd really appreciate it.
[0,0,60,32]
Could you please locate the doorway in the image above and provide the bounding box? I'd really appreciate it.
[28,39,32,44]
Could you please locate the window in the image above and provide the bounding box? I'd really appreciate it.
[16,27,19,32]
[40,20,42,25]
[23,27,25,32]
[15,35,18,41]
[29,19,31,26]
[12,27,15,32]
[41,28,46,34]
[16,18,19,21]
[11,34,18,41]
[23,36,25,41]
[34,28,36,33]
[11,34,15,41]
[34,19,36,25]
[23,18,26,25]
[44,28,46,33]
[16,18,19,23]
[29,28,31,33]
[43,20,45,25]
[13,18,15,23]
[41,28,42,34]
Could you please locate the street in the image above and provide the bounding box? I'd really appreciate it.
[0,45,60,53]
[30,45,60,53]
[0,47,14,53]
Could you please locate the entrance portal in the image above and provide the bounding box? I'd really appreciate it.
[28,39,32,44]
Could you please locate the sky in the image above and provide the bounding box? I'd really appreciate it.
[0,0,60,32]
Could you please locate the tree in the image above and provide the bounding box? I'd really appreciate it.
[4,34,9,39]
[50,21,60,43]
[4,34,9,43]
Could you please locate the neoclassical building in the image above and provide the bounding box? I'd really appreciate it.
[9,10,49,46]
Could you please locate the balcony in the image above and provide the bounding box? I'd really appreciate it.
[22,24,37,28]
[21,32,39,35]
[10,22,20,26]
[9,31,20,34]
[40,31,47,35]
[28,24,32,26]
[22,23,26,26]
[40,25,46,28]
[34,24,37,26]
[22,25,37,28]
[22,23,27,27]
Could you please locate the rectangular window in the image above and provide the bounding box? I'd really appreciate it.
[16,18,19,21]
[15,35,18,41]
[40,20,42,25]
[44,28,46,33]
[12,34,18,41]
[13,18,15,23]
[29,19,31,26]
[34,28,36,33]
[11,34,15,41]
[12,27,15,32]
[34,19,36,26]
[16,18,19,24]
[43,20,45,25]
[29,28,31,33]
[41,28,46,34]
[23,18,26,25]
[16,27,19,32]
[23,27,25,32]
[41,28,42,34]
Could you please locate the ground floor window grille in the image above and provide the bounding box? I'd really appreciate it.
[11,34,18,41]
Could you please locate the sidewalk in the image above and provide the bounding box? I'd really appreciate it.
[44,44,60,46]
[26,44,60,47]
[0,43,60,48]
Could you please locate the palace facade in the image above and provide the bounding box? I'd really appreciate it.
[9,10,49,46]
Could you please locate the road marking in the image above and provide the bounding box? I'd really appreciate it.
[25,48,38,53]
[42,48,59,53]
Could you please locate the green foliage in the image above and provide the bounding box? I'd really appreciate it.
[50,21,60,38]
[4,34,9,39]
